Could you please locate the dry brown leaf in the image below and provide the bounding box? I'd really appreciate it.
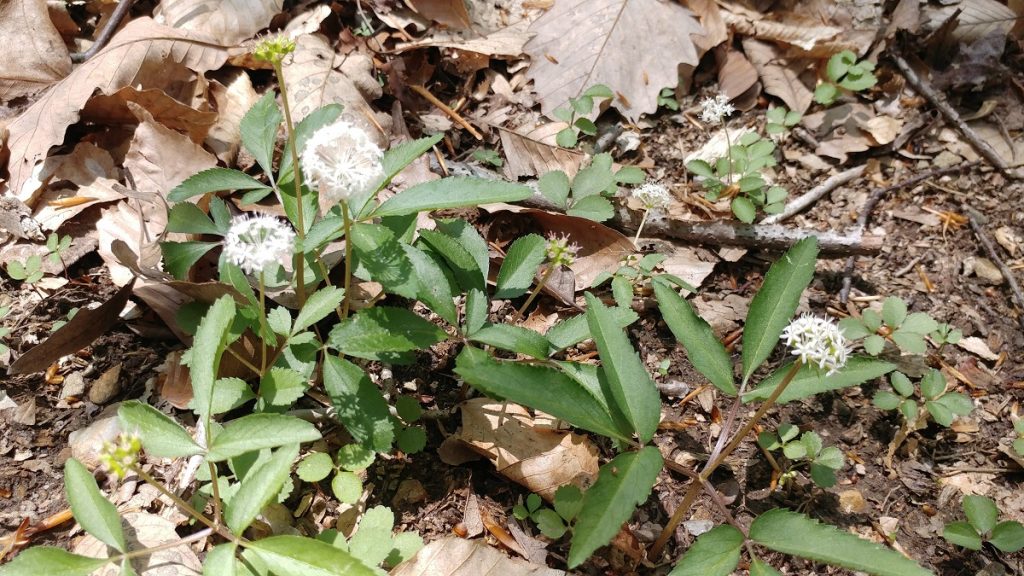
[124,103,218,199]
[9,280,134,375]
[396,19,534,58]
[0,0,70,100]
[154,0,283,44]
[27,142,125,231]
[717,49,759,101]
[392,537,564,576]
[519,209,635,289]
[742,38,813,114]
[74,512,202,575]
[927,0,1018,43]
[886,0,922,37]
[5,17,231,203]
[81,86,218,143]
[497,124,585,180]
[863,116,903,146]
[282,34,384,127]
[687,0,729,53]
[205,72,260,163]
[455,399,599,501]
[721,9,838,50]
[407,0,472,29]
[524,0,703,121]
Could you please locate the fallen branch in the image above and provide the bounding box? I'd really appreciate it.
[643,217,882,256]
[839,162,977,302]
[966,207,1024,332]
[761,165,867,224]
[892,54,1022,179]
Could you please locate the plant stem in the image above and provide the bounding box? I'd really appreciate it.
[272,60,307,307]
[341,201,353,319]
[723,122,734,185]
[115,527,214,562]
[634,208,651,245]
[258,273,268,375]
[131,465,241,544]
[649,360,803,559]
[208,462,223,526]
[514,264,556,322]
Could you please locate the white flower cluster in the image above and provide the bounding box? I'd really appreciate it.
[223,215,295,275]
[633,182,672,211]
[781,314,849,376]
[301,120,385,205]
[699,93,735,125]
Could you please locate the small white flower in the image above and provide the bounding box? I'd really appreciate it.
[223,215,295,275]
[699,93,735,125]
[301,120,385,205]
[633,182,672,211]
[781,314,849,375]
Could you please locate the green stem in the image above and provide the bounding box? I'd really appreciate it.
[131,465,241,545]
[649,360,803,559]
[115,527,214,562]
[723,121,734,185]
[258,272,268,375]
[514,264,555,322]
[273,60,307,307]
[341,201,354,319]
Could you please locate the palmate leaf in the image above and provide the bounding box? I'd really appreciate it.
[750,509,933,576]
[0,547,110,576]
[206,414,321,461]
[743,357,895,404]
[64,459,126,553]
[225,444,299,535]
[584,293,660,443]
[372,177,531,217]
[454,346,629,441]
[323,355,395,452]
[568,447,662,568]
[244,536,375,576]
[654,281,735,395]
[668,525,744,576]
[741,237,819,383]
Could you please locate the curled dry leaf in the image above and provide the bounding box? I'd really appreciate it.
[721,10,841,52]
[391,536,564,576]
[205,72,261,163]
[81,86,218,143]
[6,17,231,202]
[0,0,71,100]
[154,0,283,44]
[29,142,126,232]
[742,38,813,114]
[524,0,703,121]
[717,49,760,103]
[407,0,472,29]
[454,399,599,501]
[925,0,1018,44]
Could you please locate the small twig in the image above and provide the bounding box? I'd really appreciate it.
[966,207,1024,332]
[410,84,483,140]
[893,253,927,278]
[839,161,977,303]
[761,165,867,224]
[892,54,1021,178]
[69,0,136,63]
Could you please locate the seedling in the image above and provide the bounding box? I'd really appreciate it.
[839,296,953,356]
[513,486,582,539]
[686,131,788,223]
[657,87,680,111]
[814,50,877,105]
[872,369,972,428]
[552,84,614,148]
[471,148,503,168]
[536,153,644,222]
[592,252,695,308]
[943,495,1024,553]
[758,423,845,488]
[766,106,802,135]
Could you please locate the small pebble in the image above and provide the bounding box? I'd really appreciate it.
[89,364,122,405]
[838,489,868,514]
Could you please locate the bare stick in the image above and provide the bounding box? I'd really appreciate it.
[410,84,484,140]
[966,207,1024,332]
[839,161,977,302]
[761,165,866,224]
[892,54,1021,179]
[70,0,136,63]
[643,218,883,256]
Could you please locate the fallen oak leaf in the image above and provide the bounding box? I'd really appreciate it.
[10,278,135,375]
[0,0,71,100]
[524,0,703,122]
[6,17,231,203]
